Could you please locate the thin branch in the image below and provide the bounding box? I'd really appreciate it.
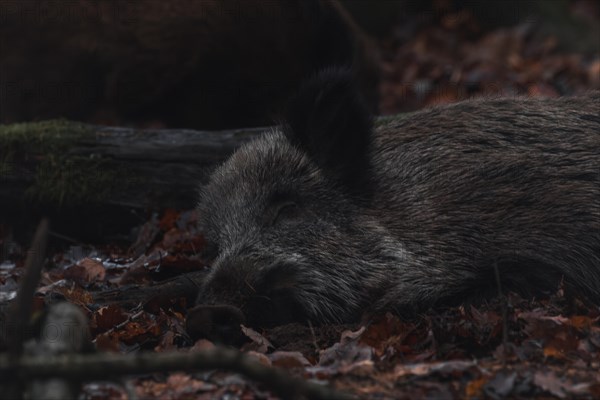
[8,219,49,359]
[493,258,509,365]
[0,348,355,400]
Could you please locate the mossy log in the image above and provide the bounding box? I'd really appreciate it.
[0,120,264,210]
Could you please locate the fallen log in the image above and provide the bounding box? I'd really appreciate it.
[0,120,264,209]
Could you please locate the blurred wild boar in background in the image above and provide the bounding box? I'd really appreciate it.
[0,0,378,129]
[188,69,599,341]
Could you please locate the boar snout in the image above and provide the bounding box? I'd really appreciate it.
[195,260,307,333]
[186,304,246,345]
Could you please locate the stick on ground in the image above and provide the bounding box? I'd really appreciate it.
[0,348,355,400]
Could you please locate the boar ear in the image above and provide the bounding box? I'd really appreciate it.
[285,67,373,195]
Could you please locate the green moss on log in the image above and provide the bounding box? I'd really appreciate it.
[27,155,126,205]
[0,120,133,205]
[0,119,91,153]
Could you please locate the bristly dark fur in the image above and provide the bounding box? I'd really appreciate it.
[196,69,600,327]
[284,67,374,198]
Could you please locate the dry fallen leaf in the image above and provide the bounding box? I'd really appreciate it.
[268,351,311,369]
[64,257,106,284]
[241,325,274,353]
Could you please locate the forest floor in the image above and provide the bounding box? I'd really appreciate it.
[1,2,599,399]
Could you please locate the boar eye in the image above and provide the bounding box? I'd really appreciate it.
[272,201,299,225]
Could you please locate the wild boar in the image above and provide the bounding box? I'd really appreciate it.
[190,69,599,338]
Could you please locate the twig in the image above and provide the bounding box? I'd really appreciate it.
[92,270,207,307]
[4,219,49,398]
[92,309,145,346]
[307,320,320,357]
[493,258,509,365]
[48,229,81,244]
[0,349,354,400]
[7,219,49,359]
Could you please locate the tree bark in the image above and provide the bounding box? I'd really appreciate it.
[0,120,265,210]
